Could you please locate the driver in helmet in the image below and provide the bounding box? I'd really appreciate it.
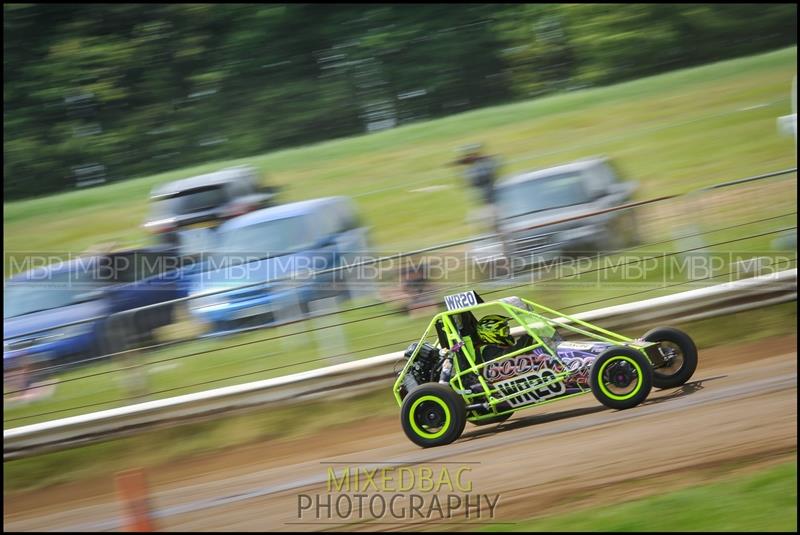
[476,314,533,363]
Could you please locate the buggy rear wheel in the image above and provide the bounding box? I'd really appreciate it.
[642,327,698,389]
[590,347,653,410]
[401,383,466,448]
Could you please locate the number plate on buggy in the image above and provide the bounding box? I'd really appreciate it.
[443,291,479,311]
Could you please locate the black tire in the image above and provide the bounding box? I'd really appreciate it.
[590,346,653,410]
[642,326,698,389]
[400,383,467,448]
[469,412,513,427]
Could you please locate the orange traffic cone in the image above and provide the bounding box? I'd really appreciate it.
[115,468,157,532]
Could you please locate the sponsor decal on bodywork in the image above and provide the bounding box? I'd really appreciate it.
[483,340,616,389]
[492,368,565,407]
[557,341,601,352]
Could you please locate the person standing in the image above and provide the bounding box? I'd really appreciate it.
[451,144,511,273]
[452,143,501,205]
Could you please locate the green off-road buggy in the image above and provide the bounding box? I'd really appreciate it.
[392,291,698,448]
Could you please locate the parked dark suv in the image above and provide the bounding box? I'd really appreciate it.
[471,156,639,273]
[144,166,279,247]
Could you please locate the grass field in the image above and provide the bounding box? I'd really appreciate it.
[487,460,797,532]
[3,47,797,428]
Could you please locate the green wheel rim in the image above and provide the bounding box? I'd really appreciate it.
[409,395,451,439]
[598,356,644,400]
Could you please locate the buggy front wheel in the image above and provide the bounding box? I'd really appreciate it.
[401,383,467,448]
[590,347,653,410]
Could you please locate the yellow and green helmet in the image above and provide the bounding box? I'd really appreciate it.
[477,314,514,346]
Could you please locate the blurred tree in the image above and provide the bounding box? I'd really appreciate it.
[3,3,796,200]
[492,4,577,97]
[564,4,683,85]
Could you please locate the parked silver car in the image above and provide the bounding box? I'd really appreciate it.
[144,166,279,248]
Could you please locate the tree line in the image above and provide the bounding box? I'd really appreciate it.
[4,3,796,200]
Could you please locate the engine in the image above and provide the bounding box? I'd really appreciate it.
[399,342,442,396]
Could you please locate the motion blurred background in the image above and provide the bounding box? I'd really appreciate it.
[3,3,797,532]
[4,3,796,201]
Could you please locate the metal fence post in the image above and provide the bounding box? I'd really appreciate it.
[107,310,150,401]
[309,297,348,365]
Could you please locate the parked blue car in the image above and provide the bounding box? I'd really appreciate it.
[185,197,370,333]
[3,249,191,376]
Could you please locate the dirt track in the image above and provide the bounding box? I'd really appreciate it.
[4,334,797,532]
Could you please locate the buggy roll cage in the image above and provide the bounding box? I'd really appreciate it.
[392,295,648,422]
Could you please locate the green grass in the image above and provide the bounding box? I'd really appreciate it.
[3,46,798,428]
[487,460,797,532]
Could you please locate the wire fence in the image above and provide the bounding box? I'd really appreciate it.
[4,166,796,342]
[6,252,795,425]
[6,208,797,382]
[4,232,796,419]
[3,167,797,424]
[14,208,795,380]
